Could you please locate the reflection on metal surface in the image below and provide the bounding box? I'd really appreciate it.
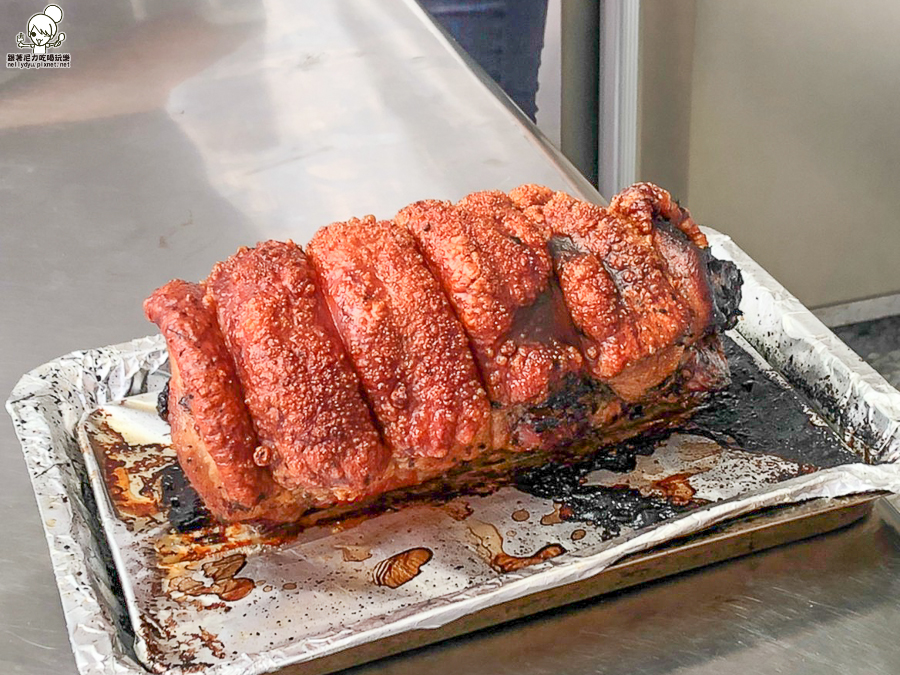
[876,495,900,534]
[166,0,601,245]
[0,11,261,130]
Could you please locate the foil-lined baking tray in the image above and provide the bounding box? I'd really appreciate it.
[7,230,900,675]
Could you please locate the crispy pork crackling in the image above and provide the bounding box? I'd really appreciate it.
[144,183,743,523]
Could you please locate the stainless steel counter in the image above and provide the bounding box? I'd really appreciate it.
[1,1,898,674]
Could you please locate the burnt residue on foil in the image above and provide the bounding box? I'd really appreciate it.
[159,465,212,533]
[156,382,169,420]
[86,414,175,530]
[514,335,858,539]
[515,440,695,540]
[687,336,858,468]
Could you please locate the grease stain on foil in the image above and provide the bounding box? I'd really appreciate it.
[511,508,530,522]
[443,500,474,521]
[468,520,566,573]
[335,544,372,562]
[168,553,255,603]
[372,548,433,588]
[539,503,566,525]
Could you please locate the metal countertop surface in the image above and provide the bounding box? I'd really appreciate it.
[1,1,899,674]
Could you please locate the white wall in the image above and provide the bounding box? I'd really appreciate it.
[640,0,900,308]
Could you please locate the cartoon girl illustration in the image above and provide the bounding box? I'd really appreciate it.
[16,5,66,55]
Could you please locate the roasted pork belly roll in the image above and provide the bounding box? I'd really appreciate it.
[205,241,391,505]
[144,183,743,525]
[143,280,301,523]
[307,216,491,463]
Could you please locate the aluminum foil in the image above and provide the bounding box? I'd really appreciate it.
[705,230,900,463]
[7,229,900,675]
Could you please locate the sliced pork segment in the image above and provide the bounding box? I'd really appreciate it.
[307,216,491,462]
[143,280,300,523]
[398,191,584,410]
[205,241,390,502]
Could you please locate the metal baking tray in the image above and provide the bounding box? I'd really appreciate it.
[7,230,900,675]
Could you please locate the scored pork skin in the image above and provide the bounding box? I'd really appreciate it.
[145,183,742,523]
[397,191,585,410]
